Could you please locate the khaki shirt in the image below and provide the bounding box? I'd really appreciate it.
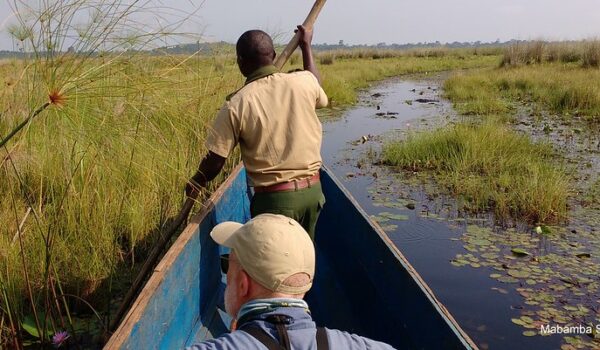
[206,70,328,186]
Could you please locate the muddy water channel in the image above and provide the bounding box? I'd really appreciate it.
[320,76,600,350]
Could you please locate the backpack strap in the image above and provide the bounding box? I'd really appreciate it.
[239,314,329,350]
[316,327,329,350]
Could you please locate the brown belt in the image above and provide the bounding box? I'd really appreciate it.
[253,173,320,193]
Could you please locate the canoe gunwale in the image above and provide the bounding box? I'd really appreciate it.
[104,163,245,349]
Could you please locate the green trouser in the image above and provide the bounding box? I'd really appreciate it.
[250,183,326,240]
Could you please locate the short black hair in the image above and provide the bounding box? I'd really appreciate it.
[236,30,274,62]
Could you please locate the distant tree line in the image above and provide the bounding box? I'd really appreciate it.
[0,39,593,58]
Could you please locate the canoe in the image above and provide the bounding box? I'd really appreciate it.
[105,164,478,349]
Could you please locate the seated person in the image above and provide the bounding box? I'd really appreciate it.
[187,213,396,350]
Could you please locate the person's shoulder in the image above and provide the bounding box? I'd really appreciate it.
[186,330,264,350]
[282,70,317,81]
[324,328,397,350]
[279,70,321,90]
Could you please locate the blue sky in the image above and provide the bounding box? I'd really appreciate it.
[1,0,599,50]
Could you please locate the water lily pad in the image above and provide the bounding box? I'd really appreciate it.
[481,252,499,260]
[520,316,534,323]
[372,215,390,223]
[498,276,519,283]
[389,214,409,221]
[511,318,526,326]
[471,238,492,246]
[522,330,536,337]
[379,224,398,231]
[378,212,409,221]
[508,269,530,279]
[511,248,531,257]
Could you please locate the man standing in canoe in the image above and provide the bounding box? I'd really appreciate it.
[187,214,396,350]
[186,25,328,239]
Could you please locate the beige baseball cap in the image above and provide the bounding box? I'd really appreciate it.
[210,214,315,294]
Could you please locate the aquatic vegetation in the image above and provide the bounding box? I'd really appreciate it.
[381,121,569,224]
[444,64,600,122]
[451,224,600,349]
[52,330,69,347]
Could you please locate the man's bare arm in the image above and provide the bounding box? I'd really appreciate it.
[186,151,227,198]
[296,25,321,85]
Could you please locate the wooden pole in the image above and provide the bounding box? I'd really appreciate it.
[274,0,327,69]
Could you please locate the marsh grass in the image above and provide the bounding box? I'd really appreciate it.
[382,122,569,223]
[1,54,244,347]
[0,0,217,346]
[501,40,600,68]
[582,40,600,68]
[445,65,600,121]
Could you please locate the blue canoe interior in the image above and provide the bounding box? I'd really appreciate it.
[105,164,477,349]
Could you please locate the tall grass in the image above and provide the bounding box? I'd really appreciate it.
[500,40,600,68]
[382,122,569,223]
[582,40,600,68]
[445,65,600,121]
[0,1,220,347]
[1,54,243,346]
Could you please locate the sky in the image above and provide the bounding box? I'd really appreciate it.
[1,0,600,50]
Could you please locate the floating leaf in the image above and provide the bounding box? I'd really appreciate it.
[379,224,398,231]
[482,252,499,260]
[371,215,390,223]
[511,248,531,257]
[389,214,409,221]
[508,269,530,279]
[520,316,534,323]
[512,318,526,326]
[522,330,536,337]
[498,276,519,283]
[471,238,492,246]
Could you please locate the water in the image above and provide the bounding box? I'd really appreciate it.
[320,77,564,350]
